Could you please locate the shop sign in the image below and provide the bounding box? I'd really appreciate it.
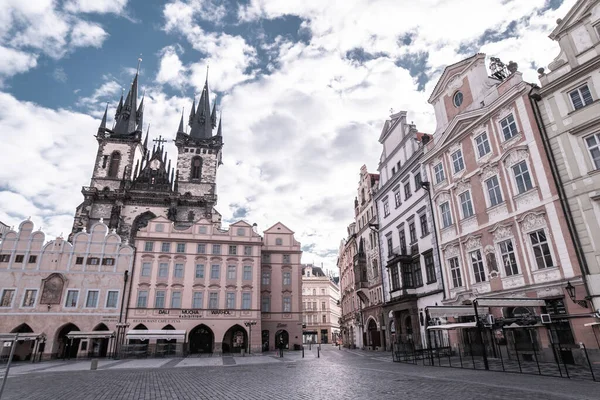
[276,323,287,328]
[211,310,232,315]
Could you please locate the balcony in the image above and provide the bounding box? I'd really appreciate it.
[387,246,412,263]
[355,281,368,290]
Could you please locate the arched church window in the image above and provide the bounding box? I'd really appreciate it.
[191,157,202,179]
[108,152,121,178]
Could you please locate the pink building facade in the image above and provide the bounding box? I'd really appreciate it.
[422,53,597,363]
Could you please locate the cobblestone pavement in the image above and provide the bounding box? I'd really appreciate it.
[0,347,598,399]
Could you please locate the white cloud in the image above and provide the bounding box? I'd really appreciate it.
[156,45,188,89]
[52,67,68,83]
[0,46,37,81]
[70,20,109,48]
[63,0,129,15]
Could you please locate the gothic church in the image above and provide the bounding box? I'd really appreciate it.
[70,70,224,243]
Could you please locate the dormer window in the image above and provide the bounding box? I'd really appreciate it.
[191,156,202,179]
[453,91,463,107]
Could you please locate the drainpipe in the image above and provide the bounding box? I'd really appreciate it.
[528,85,593,300]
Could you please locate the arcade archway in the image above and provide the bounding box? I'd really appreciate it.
[189,324,214,354]
[367,318,381,349]
[55,323,80,359]
[91,323,110,358]
[222,325,247,354]
[275,330,289,350]
[9,323,34,361]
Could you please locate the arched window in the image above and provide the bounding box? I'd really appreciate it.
[191,157,202,180]
[107,151,121,178]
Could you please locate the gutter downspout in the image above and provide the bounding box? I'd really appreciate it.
[528,85,593,300]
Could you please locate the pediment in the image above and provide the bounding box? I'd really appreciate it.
[550,0,595,39]
[428,54,485,103]
[433,110,486,151]
[264,222,294,234]
[230,220,253,227]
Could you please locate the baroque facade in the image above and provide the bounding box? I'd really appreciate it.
[337,223,362,348]
[301,264,341,345]
[374,111,445,351]
[532,0,600,315]
[422,52,597,363]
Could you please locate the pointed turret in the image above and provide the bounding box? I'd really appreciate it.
[113,71,139,135]
[99,103,108,131]
[210,102,217,129]
[177,111,185,133]
[136,92,145,132]
[143,125,150,150]
[216,116,222,137]
[189,74,213,139]
[114,91,124,119]
[188,97,196,127]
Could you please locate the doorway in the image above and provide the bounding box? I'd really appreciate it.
[368,319,381,349]
[189,324,214,354]
[55,323,80,359]
[275,330,289,349]
[222,325,247,353]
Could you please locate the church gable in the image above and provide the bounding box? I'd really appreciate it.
[428,53,484,104]
[550,0,596,39]
[264,222,295,234]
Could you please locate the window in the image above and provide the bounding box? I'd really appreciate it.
[399,230,406,254]
[155,290,166,308]
[499,239,519,276]
[500,114,518,140]
[262,270,271,285]
[158,263,169,278]
[275,238,283,245]
[391,266,400,290]
[530,230,554,269]
[512,161,533,194]
[106,291,119,308]
[102,258,114,266]
[228,245,237,255]
[197,244,206,254]
[141,262,152,277]
[409,222,417,244]
[569,84,593,110]
[283,271,291,285]
[283,297,291,312]
[212,244,221,255]
[469,250,486,283]
[244,246,252,256]
[386,236,393,256]
[453,91,463,107]
[86,257,99,265]
[322,315,327,323]
[227,265,236,280]
[585,133,600,170]
[161,242,171,252]
[144,242,154,252]
[449,257,462,288]
[486,176,503,207]
[414,172,422,191]
[171,291,182,308]
[209,293,218,309]
[176,243,186,253]
[475,132,491,158]
[413,261,423,287]
[262,296,270,312]
[85,290,99,308]
[242,293,251,310]
[174,263,184,278]
[459,191,474,219]
[402,263,414,288]
[75,256,83,265]
[440,202,452,228]
[28,255,37,263]
[211,264,220,279]
[451,150,465,173]
[136,290,148,308]
[419,214,429,236]
[434,163,445,184]
[226,292,236,309]
[283,254,291,264]
[424,251,436,283]
[107,151,121,178]
[383,201,390,217]
[1,289,15,307]
[262,253,271,263]
[321,301,326,310]
[192,292,203,308]
[22,289,37,307]
[15,255,24,263]
[394,190,401,207]
[191,156,202,179]
[243,265,252,280]
[404,182,411,199]
[65,290,79,308]
[195,264,205,279]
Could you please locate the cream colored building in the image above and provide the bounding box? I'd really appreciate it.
[301,265,340,344]
[533,0,600,316]
[0,219,134,361]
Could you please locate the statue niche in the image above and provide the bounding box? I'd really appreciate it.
[40,273,66,305]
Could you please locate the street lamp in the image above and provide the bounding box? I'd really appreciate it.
[244,320,257,354]
[565,281,589,308]
[114,322,130,359]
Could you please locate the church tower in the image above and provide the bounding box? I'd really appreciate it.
[70,67,224,243]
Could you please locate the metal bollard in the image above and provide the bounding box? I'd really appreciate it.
[90,359,98,370]
[318,347,320,358]
[302,347,304,358]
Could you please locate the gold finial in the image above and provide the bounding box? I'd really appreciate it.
[137,54,143,74]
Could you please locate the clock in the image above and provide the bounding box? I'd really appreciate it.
[149,159,161,170]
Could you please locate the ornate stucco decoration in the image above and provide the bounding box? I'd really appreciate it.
[548,50,568,71]
[517,211,547,233]
[455,178,471,194]
[502,148,529,168]
[448,142,462,155]
[494,105,513,122]
[489,223,513,242]
[478,162,499,181]
[447,74,462,92]
[434,191,451,206]
[461,235,482,252]
[442,242,460,259]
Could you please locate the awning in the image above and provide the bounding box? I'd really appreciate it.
[66,331,115,339]
[427,306,488,318]
[126,329,186,341]
[502,323,544,329]
[584,322,600,327]
[0,333,44,341]
[475,298,546,307]
[427,322,477,330]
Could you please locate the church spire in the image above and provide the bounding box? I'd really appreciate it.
[210,101,217,129]
[114,90,124,120]
[136,91,145,132]
[216,116,222,137]
[188,96,196,127]
[143,124,150,150]
[99,103,108,131]
[177,110,185,133]
[113,62,140,135]
[189,67,213,139]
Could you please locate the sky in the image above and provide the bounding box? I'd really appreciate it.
[0,0,576,274]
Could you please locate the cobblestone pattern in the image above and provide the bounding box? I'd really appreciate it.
[1,348,598,400]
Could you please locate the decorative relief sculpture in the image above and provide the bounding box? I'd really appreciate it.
[447,75,462,91]
[479,163,499,181]
[490,224,512,241]
[484,246,499,277]
[463,236,482,251]
[500,133,523,150]
[515,190,539,209]
[435,192,450,205]
[444,245,460,258]
[503,149,529,167]
[40,273,66,304]
[455,179,471,194]
[495,106,512,121]
[519,212,547,232]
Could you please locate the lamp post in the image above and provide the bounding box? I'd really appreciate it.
[420,181,446,299]
[565,281,589,308]
[244,320,257,354]
[114,322,130,359]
